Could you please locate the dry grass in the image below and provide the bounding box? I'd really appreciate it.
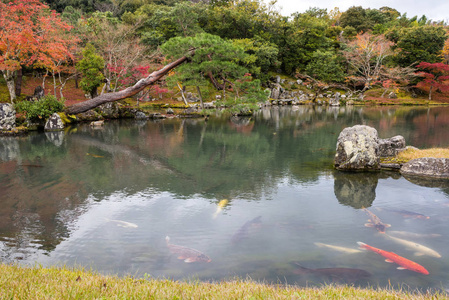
[0,264,446,299]
[397,147,449,162]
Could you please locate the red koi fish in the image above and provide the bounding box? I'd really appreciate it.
[166,236,211,263]
[357,242,429,275]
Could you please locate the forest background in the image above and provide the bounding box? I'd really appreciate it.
[2,0,449,115]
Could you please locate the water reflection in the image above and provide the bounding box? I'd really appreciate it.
[1,105,449,291]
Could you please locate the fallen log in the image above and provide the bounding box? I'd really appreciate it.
[64,54,191,115]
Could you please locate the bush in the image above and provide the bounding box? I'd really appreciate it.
[14,95,65,121]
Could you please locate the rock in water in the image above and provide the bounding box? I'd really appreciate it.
[334,125,380,171]
[44,113,64,131]
[400,158,449,179]
[378,135,406,157]
[0,103,16,131]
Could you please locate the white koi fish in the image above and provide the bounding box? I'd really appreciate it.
[314,242,362,254]
[384,234,441,258]
[105,218,138,228]
[388,231,441,239]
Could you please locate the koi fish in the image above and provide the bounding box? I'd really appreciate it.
[357,241,429,275]
[384,234,441,258]
[388,231,441,239]
[231,216,262,244]
[363,208,391,233]
[379,208,430,219]
[165,236,211,263]
[86,153,104,158]
[293,263,371,282]
[105,218,138,228]
[212,199,229,219]
[314,242,362,254]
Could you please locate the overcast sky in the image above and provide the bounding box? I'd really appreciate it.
[271,0,449,22]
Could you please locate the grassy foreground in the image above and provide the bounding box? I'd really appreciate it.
[0,264,447,299]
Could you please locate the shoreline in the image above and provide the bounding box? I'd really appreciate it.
[1,264,446,299]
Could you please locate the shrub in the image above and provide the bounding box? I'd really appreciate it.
[14,95,65,121]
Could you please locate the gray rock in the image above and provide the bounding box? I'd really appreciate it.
[275,75,281,83]
[400,158,449,179]
[334,125,380,171]
[299,94,309,101]
[97,102,120,119]
[329,92,341,106]
[166,108,175,115]
[388,92,397,99]
[270,84,281,99]
[135,111,148,119]
[33,86,45,100]
[76,110,102,122]
[378,135,406,157]
[44,113,64,131]
[0,103,16,131]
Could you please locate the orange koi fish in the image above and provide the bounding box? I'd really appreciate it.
[165,236,211,263]
[357,242,429,275]
[363,208,391,233]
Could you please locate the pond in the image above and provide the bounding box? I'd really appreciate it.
[1,105,449,292]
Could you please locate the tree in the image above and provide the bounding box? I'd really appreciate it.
[342,33,393,90]
[161,33,249,93]
[389,25,447,67]
[77,44,105,99]
[0,0,73,102]
[415,62,449,100]
[305,50,345,82]
[281,13,332,74]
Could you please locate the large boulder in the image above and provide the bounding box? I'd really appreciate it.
[334,125,380,171]
[400,158,449,179]
[44,113,64,131]
[378,135,406,157]
[0,103,16,131]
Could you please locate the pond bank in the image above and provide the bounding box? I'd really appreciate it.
[1,264,446,299]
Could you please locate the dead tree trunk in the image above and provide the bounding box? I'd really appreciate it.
[64,54,191,115]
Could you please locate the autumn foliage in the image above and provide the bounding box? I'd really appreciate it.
[0,0,76,101]
[415,62,449,100]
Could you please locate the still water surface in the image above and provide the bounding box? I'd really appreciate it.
[1,105,449,291]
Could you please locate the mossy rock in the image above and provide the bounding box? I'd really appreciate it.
[57,112,77,125]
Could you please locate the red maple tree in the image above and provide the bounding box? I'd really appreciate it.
[415,62,449,100]
[0,0,75,102]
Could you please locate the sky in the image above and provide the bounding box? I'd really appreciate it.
[271,0,449,22]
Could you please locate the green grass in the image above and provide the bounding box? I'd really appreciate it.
[0,264,446,299]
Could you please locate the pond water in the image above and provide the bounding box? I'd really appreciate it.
[1,105,449,292]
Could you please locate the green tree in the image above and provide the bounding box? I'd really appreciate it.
[281,12,332,74]
[389,25,447,67]
[77,44,105,98]
[161,33,268,110]
[305,50,345,82]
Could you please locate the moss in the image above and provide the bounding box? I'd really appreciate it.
[57,112,77,125]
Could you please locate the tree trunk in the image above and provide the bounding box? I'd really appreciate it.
[15,68,23,97]
[196,86,204,110]
[429,85,433,100]
[177,82,188,105]
[2,70,17,103]
[65,54,191,115]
